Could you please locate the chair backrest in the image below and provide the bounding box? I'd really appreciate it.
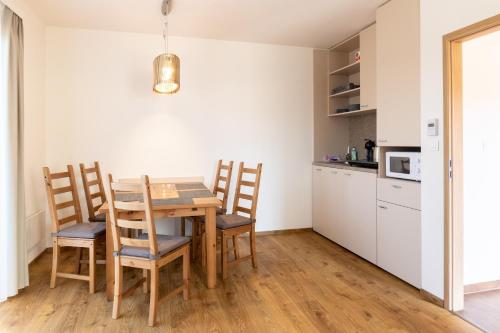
[213,160,234,213]
[79,161,106,220]
[43,165,84,233]
[232,162,262,221]
[105,174,158,257]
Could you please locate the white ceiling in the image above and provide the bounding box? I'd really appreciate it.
[24,0,384,48]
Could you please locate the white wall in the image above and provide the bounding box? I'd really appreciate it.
[45,27,314,238]
[462,30,500,286]
[2,0,46,262]
[420,0,500,298]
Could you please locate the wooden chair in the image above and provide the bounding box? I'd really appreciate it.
[203,162,262,279]
[80,161,106,222]
[191,160,234,260]
[106,174,190,327]
[43,165,106,293]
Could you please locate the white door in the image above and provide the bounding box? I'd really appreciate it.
[343,170,377,263]
[326,168,344,244]
[377,201,421,287]
[360,24,377,111]
[312,166,329,236]
[376,0,420,146]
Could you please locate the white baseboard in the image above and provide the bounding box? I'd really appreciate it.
[464,280,500,294]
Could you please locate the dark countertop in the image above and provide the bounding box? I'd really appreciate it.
[313,161,378,174]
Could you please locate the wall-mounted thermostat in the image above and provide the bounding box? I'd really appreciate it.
[427,118,438,136]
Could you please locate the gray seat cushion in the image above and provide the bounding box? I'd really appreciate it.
[119,234,191,259]
[216,214,253,230]
[89,212,106,222]
[56,222,106,239]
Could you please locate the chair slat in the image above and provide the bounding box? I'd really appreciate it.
[88,179,99,186]
[84,167,97,173]
[242,168,258,174]
[53,185,73,194]
[220,165,229,170]
[56,200,75,210]
[51,171,70,179]
[90,192,101,199]
[114,201,145,211]
[219,176,228,182]
[240,181,256,187]
[215,186,226,193]
[236,206,252,215]
[117,219,147,230]
[112,182,142,192]
[239,193,253,201]
[120,237,149,248]
[59,214,78,224]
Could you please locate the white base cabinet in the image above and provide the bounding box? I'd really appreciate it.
[313,166,422,289]
[377,201,421,288]
[312,166,376,264]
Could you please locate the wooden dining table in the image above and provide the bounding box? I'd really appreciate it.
[98,180,221,301]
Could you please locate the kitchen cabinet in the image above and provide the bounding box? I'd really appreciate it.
[325,168,344,244]
[360,24,377,111]
[312,166,331,238]
[376,0,420,146]
[342,169,377,263]
[377,178,420,210]
[312,166,376,263]
[377,201,421,287]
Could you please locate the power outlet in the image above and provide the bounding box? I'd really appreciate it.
[431,139,439,151]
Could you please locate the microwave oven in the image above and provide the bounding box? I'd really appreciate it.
[385,152,421,181]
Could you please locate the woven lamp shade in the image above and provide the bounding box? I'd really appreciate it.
[153,53,180,94]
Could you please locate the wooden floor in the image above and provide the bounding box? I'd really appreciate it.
[0,231,479,332]
[457,289,500,333]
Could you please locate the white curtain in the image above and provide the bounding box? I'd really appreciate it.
[0,3,28,302]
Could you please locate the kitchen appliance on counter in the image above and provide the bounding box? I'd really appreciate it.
[364,139,376,161]
[348,160,378,169]
[386,151,421,181]
[373,147,380,163]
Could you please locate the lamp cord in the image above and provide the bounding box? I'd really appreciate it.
[163,1,169,54]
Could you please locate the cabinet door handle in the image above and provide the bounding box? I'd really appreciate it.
[331,171,338,174]
[360,104,369,108]
[378,139,388,143]
[378,205,388,209]
[344,173,352,176]
[392,185,402,189]
[315,168,322,171]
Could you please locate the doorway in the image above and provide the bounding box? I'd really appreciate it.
[444,13,500,332]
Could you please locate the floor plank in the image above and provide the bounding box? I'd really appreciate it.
[0,231,480,332]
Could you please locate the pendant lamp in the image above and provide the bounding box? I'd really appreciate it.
[153,0,180,94]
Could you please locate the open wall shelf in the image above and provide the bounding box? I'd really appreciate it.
[328,108,376,118]
[330,87,360,98]
[329,61,360,76]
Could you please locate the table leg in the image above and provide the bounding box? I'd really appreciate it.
[106,211,114,301]
[205,207,216,288]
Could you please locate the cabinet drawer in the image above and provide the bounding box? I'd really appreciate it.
[377,178,420,210]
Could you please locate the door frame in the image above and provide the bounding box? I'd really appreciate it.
[443,13,500,311]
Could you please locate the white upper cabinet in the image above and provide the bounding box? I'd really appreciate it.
[376,0,420,147]
[360,24,377,111]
